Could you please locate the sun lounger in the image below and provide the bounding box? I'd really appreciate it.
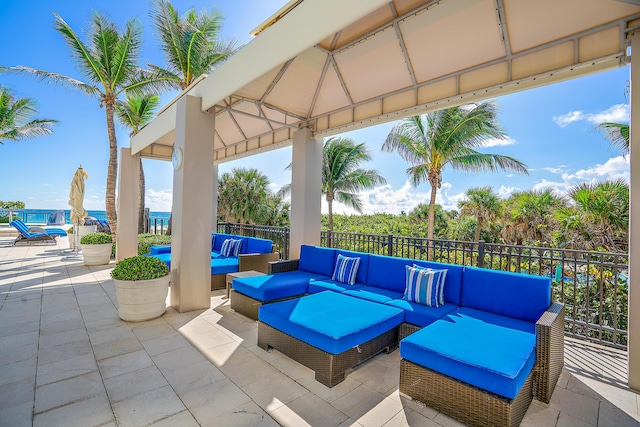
[10,219,67,238]
[9,221,58,245]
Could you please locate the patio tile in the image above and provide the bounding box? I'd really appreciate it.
[140,331,192,356]
[242,372,309,411]
[432,412,468,427]
[0,330,38,350]
[0,401,33,427]
[39,327,89,348]
[36,352,98,386]
[355,395,405,427]
[268,352,316,381]
[97,349,154,379]
[0,358,36,386]
[332,385,387,421]
[39,317,86,335]
[382,407,440,427]
[37,338,93,366]
[202,340,252,368]
[180,378,252,423]
[34,371,105,413]
[0,342,38,365]
[556,412,595,427]
[0,319,39,337]
[32,392,113,427]
[521,400,560,427]
[112,385,186,427]
[0,378,34,408]
[218,351,280,387]
[203,401,280,427]
[348,359,400,395]
[88,325,136,345]
[183,324,237,351]
[162,359,226,395]
[270,393,349,427]
[92,335,144,360]
[152,345,208,373]
[598,401,640,426]
[103,365,169,403]
[297,373,362,404]
[84,316,127,333]
[550,386,600,426]
[131,322,175,341]
[148,410,200,427]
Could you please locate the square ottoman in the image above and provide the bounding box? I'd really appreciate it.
[258,291,404,387]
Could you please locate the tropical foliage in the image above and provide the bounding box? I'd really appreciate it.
[382,102,528,243]
[0,87,57,144]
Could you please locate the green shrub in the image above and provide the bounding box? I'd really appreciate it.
[0,215,9,223]
[137,233,171,255]
[80,232,113,245]
[111,255,169,281]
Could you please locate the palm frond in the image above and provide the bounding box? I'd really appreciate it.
[9,66,100,97]
[596,122,629,155]
[450,153,529,175]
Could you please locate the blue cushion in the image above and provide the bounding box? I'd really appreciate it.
[211,234,216,251]
[298,245,336,276]
[149,253,172,269]
[367,255,412,293]
[332,254,361,285]
[335,250,369,285]
[307,279,365,294]
[462,267,551,323]
[385,299,457,327]
[400,311,536,399]
[413,260,464,306]
[220,238,242,257]
[211,257,239,275]
[259,292,404,354]
[453,307,536,334]
[213,233,235,252]
[343,286,404,303]
[245,237,273,254]
[232,270,330,301]
[404,266,446,307]
[149,245,172,255]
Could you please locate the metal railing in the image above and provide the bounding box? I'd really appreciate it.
[217,222,290,260]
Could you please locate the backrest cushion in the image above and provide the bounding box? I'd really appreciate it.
[220,238,242,257]
[246,237,273,254]
[367,254,413,292]
[404,265,447,307]
[413,260,464,306]
[213,233,235,251]
[335,249,369,284]
[461,267,552,323]
[332,254,361,285]
[298,245,335,276]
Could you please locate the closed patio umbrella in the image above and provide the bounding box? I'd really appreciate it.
[68,166,88,252]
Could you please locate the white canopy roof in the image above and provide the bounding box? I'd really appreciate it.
[131,0,640,162]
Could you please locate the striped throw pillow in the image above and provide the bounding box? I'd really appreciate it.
[332,254,361,285]
[220,238,242,257]
[403,265,447,307]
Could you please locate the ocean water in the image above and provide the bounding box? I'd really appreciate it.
[10,209,171,225]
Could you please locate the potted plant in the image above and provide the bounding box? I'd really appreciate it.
[80,232,113,265]
[111,255,170,322]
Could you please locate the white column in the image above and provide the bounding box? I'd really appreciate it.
[212,164,218,232]
[116,147,140,261]
[629,32,640,391]
[289,127,322,259]
[171,95,215,312]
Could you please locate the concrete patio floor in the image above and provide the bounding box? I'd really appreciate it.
[1,236,639,427]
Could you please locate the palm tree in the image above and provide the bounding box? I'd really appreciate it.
[459,186,501,243]
[502,189,565,246]
[149,0,241,91]
[10,12,172,237]
[383,103,528,247]
[597,122,629,155]
[217,168,270,224]
[115,94,160,233]
[0,87,57,144]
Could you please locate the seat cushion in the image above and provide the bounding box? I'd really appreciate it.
[413,260,464,306]
[232,270,330,301]
[400,310,536,399]
[259,291,404,354]
[149,253,172,269]
[343,286,404,303]
[298,245,335,276]
[149,245,172,255]
[462,267,551,323]
[366,255,413,293]
[307,279,365,294]
[385,299,457,327]
[211,257,239,275]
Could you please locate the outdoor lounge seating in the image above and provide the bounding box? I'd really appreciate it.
[148,232,279,290]
[10,219,67,238]
[9,220,58,245]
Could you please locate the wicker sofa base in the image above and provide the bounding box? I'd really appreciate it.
[400,359,533,427]
[258,322,399,387]
[211,274,226,291]
[229,290,303,321]
[399,322,422,340]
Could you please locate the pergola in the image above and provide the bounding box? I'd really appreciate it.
[117,0,640,389]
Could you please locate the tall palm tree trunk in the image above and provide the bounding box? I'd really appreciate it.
[105,102,118,238]
[427,185,437,259]
[138,158,145,233]
[327,196,334,247]
[474,217,483,243]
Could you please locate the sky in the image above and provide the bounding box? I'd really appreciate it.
[0,0,631,215]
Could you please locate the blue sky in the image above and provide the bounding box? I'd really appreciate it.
[0,0,631,215]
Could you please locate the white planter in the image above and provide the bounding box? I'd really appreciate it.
[74,225,97,251]
[114,275,170,322]
[82,243,113,266]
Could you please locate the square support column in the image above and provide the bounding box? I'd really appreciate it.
[629,32,640,391]
[289,128,322,259]
[116,147,140,261]
[212,164,218,232]
[171,95,215,313]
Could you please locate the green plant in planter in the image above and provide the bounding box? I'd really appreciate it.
[111,255,169,281]
[80,232,113,245]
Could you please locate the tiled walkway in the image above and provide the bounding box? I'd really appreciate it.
[1,236,639,426]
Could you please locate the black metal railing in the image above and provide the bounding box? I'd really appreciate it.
[217,222,290,260]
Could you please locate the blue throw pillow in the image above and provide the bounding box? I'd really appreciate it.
[404,265,447,307]
[332,254,361,285]
[220,238,242,257]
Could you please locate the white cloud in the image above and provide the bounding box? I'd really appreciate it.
[482,136,516,147]
[553,111,584,127]
[146,189,173,212]
[542,166,566,174]
[532,179,570,193]
[553,104,629,127]
[496,185,520,198]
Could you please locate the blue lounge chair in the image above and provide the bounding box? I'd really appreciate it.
[9,221,58,245]
[11,219,67,237]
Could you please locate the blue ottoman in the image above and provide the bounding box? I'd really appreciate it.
[258,291,404,386]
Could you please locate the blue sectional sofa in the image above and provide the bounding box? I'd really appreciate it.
[233,244,564,425]
[148,232,279,290]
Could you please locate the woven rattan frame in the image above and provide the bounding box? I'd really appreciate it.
[229,289,304,320]
[268,259,299,274]
[399,323,422,340]
[534,302,565,403]
[211,252,281,291]
[258,322,399,387]
[400,359,533,427]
